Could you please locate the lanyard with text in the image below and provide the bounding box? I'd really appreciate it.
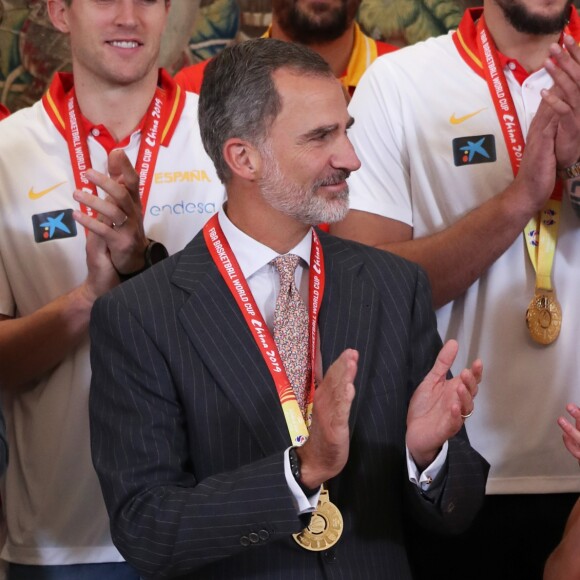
[203,214,324,445]
[63,88,166,221]
[476,16,563,343]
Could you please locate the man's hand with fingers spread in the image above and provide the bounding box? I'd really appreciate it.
[406,340,483,471]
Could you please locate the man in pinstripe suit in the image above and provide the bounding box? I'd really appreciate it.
[89,38,489,579]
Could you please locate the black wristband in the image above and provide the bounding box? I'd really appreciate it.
[288,447,319,497]
[118,239,168,282]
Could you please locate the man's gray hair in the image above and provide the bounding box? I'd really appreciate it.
[198,38,334,183]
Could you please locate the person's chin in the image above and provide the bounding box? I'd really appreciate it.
[314,200,350,225]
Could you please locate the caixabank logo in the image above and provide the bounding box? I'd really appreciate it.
[452,134,497,167]
[32,209,77,243]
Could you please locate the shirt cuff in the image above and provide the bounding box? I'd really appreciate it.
[406,441,449,491]
[284,447,321,514]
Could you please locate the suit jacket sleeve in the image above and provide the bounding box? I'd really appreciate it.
[89,289,305,579]
[403,267,489,533]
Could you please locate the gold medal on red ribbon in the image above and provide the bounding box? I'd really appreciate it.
[204,217,344,549]
[475,19,565,347]
[526,290,562,345]
[292,488,343,551]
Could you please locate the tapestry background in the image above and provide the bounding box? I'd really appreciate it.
[0,0,487,113]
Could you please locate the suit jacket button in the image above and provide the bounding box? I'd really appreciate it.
[240,535,251,547]
[258,529,270,541]
[248,532,259,544]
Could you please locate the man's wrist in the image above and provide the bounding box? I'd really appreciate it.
[288,447,320,496]
[118,239,168,281]
[407,446,440,473]
[70,284,99,317]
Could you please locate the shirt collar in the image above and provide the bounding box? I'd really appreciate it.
[263,23,372,94]
[80,119,143,152]
[41,69,185,149]
[341,23,374,91]
[496,33,566,86]
[453,6,580,81]
[217,207,313,279]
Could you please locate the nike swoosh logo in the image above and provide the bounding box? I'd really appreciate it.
[449,108,486,125]
[28,181,67,200]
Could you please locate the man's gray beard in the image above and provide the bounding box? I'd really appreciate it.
[259,152,350,226]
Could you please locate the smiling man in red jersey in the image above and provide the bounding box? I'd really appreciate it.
[0,1,224,579]
[175,0,396,99]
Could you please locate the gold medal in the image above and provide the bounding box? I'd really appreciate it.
[526,290,562,345]
[292,488,343,551]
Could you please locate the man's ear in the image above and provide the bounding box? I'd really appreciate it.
[223,138,261,181]
[47,0,71,34]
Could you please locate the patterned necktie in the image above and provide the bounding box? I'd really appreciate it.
[271,254,311,415]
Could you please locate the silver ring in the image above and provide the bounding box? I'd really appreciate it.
[461,409,474,419]
[112,215,128,229]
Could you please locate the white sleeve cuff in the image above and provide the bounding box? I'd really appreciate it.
[284,447,321,514]
[406,441,449,491]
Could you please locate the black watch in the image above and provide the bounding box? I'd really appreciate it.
[144,239,169,267]
[288,447,319,497]
[118,239,168,281]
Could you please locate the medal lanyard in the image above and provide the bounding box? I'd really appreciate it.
[476,17,563,291]
[63,88,166,222]
[203,214,324,446]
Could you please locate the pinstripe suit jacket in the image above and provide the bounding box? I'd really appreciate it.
[89,230,488,580]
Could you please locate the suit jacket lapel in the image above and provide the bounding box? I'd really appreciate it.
[171,234,292,456]
[318,233,380,432]
[169,232,380,454]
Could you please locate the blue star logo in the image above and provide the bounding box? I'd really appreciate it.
[453,134,496,167]
[463,138,490,162]
[40,212,71,238]
[32,209,77,243]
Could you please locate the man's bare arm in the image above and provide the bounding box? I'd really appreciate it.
[0,151,143,391]
[333,152,556,308]
[0,288,94,391]
[544,499,580,580]
[334,40,580,308]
